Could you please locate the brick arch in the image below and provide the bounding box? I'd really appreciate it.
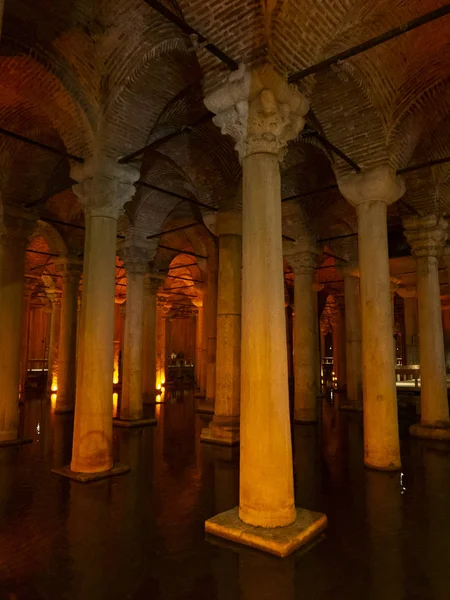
[30,221,68,258]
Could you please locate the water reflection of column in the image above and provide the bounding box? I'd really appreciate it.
[52,413,74,468]
[239,552,295,600]
[293,423,319,509]
[321,399,346,484]
[423,444,450,599]
[46,294,61,394]
[365,470,404,599]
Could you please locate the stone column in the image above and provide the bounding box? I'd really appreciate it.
[58,156,138,478]
[397,286,419,365]
[313,281,324,394]
[204,64,326,554]
[46,293,61,394]
[53,258,82,413]
[341,264,363,410]
[441,296,450,373]
[338,166,404,470]
[288,248,319,423]
[404,215,450,440]
[202,211,242,444]
[331,295,346,391]
[19,284,32,394]
[0,208,35,443]
[192,294,205,393]
[117,243,156,426]
[142,274,160,403]
[156,298,169,391]
[205,254,218,411]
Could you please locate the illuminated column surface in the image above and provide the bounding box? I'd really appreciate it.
[53,156,138,480]
[156,298,169,391]
[53,258,82,413]
[286,242,320,423]
[203,64,327,556]
[0,209,35,444]
[397,286,419,365]
[193,293,205,394]
[202,211,242,444]
[204,253,219,412]
[142,274,161,403]
[46,293,61,395]
[331,295,346,391]
[341,264,363,410]
[338,166,404,470]
[115,242,156,427]
[404,215,450,440]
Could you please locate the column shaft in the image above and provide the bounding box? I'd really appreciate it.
[202,222,242,444]
[240,152,295,527]
[0,241,27,441]
[194,303,204,388]
[55,266,80,412]
[47,301,61,393]
[293,269,317,422]
[344,276,362,410]
[71,213,117,472]
[205,261,218,405]
[404,297,419,364]
[142,280,157,402]
[357,201,400,469]
[416,256,449,426]
[121,270,145,420]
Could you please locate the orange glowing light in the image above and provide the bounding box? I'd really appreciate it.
[112,392,118,418]
[51,375,58,392]
[50,393,57,410]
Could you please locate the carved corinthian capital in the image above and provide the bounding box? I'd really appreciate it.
[403,214,448,258]
[204,63,309,162]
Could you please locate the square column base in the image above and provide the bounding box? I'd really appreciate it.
[200,425,239,446]
[410,423,450,441]
[0,437,32,448]
[52,463,130,483]
[113,417,157,428]
[205,507,327,558]
[196,397,214,414]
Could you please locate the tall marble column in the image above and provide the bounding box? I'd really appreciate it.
[204,64,326,555]
[19,283,32,394]
[397,286,419,365]
[192,294,205,394]
[288,246,319,423]
[202,211,242,444]
[55,156,138,479]
[116,243,155,426]
[341,264,363,410]
[156,298,169,392]
[205,253,218,411]
[46,292,61,394]
[441,296,450,373]
[338,166,404,470]
[142,274,160,403]
[404,215,450,440]
[331,295,346,391]
[0,208,35,443]
[53,258,82,413]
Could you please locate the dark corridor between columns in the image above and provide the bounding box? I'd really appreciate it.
[1,391,449,600]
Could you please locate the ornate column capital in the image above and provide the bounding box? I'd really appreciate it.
[403,214,448,258]
[144,272,163,295]
[217,210,242,236]
[204,63,309,162]
[119,245,149,275]
[397,285,417,299]
[337,165,405,208]
[338,262,360,279]
[54,257,83,285]
[71,156,139,219]
[289,251,317,275]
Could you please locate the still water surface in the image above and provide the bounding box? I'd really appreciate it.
[0,391,449,599]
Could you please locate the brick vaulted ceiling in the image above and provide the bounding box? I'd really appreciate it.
[2,0,450,302]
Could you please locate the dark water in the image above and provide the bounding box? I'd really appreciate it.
[0,390,449,600]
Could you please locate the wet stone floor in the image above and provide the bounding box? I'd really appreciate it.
[0,389,449,599]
